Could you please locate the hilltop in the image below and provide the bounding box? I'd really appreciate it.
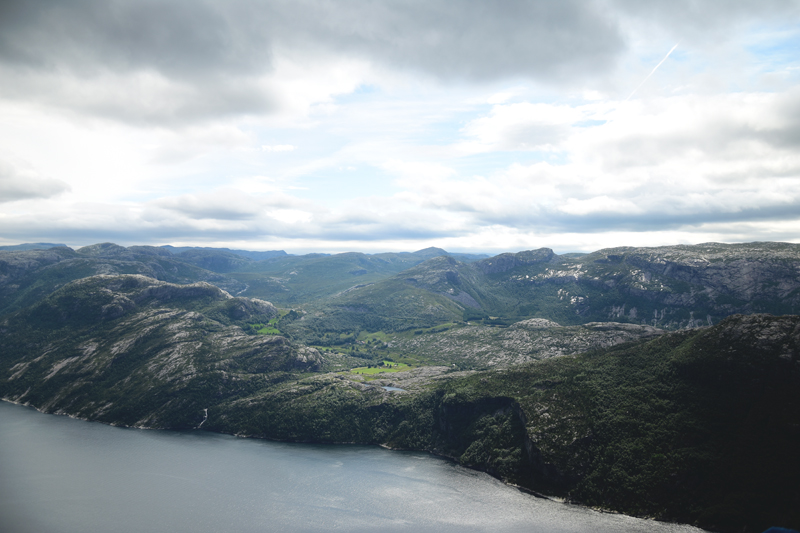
[0,274,320,428]
[287,242,800,347]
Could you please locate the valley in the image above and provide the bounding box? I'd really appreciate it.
[1,241,799,532]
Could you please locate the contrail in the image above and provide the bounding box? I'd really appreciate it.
[626,41,681,101]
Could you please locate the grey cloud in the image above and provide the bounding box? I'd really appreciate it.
[0,0,278,124]
[302,0,623,81]
[0,199,462,246]
[148,188,320,222]
[760,90,800,150]
[498,123,571,151]
[151,193,262,220]
[311,209,464,241]
[0,0,275,78]
[472,201,800,235]
[3,0,799,126]
[2,190,798,247]
[80,78,278,127]
[603,126,800,173]
[6,0,798,126]
[0,160,70,203]
[0,0,624,81]
[0,0,626,125]
[611,0,800,36]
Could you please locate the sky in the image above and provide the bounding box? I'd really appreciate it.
[1,0,799,255]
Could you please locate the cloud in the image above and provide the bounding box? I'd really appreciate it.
[152,191,262,221]
[149,188,318,222]
[309,0,625,81]
[0,1,625,81]
[151,125,253,164]
[0,0,620,127]
[0,158,70,203]
[386,90,800,236]
[612,0,800,34]
[0,1,275,79]
[458,102,590,153]
[262,145,296,152]
[570,91,800,174]
[0,1,365,125]
[2,0,798,129]
[1,1,799,254]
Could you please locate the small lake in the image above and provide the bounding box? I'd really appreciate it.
[0,401,705,533]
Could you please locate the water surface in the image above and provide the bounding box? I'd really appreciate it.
[0,401,704,533]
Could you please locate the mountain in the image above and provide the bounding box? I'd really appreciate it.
[173,249,256,273]
[1,243,490,312]
[294,242,800,339]
[228,248,486,306]
[0,242,68,251]
[161,245,289,262]
[407,246,489,262]
[0,244,247,315]
[0,274,320,428]
[2,240,800,532]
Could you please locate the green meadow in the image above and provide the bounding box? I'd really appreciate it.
[349,361,412,376]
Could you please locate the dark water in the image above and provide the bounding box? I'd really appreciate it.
[0,401,704,533]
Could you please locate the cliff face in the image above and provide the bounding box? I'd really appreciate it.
[560,243,800,327]
[440,314,800,533]
[474,248,557,275]
[511,243,800,327]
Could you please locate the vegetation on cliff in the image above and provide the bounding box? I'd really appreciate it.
[197,314,799,533]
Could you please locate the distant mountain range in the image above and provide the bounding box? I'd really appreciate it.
[0,242,69,251]
[1,241,798,532]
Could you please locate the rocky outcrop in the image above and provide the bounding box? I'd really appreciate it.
[475,248,556,275]
[386,320,664,368]
[0,246,77,286]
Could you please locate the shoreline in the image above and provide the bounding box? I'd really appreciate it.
[0,398,708,532]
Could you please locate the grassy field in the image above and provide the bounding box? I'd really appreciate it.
[251,309,293,335]
[349,361,412,376]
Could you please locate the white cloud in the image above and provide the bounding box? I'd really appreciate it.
[457,101,609,154]
[383,160,458,184]
[151,125,254,164]
[385,90,800,237]
[262,145,296,152]
[0,158,70,203]
[559,196,643,216]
